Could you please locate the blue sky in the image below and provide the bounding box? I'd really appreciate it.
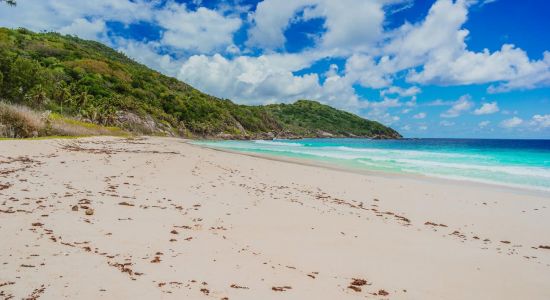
[1,0,549,138]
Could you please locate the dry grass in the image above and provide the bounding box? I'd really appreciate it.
[49,113,127,137]
[0,102,129,139]
[0,102,45,138]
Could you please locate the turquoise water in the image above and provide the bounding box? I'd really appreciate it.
[194,138,550,192]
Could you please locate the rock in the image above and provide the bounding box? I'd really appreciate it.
[316,130,334,137]
[115,111,175,136]
[215,133,234,139]
[72,205,79,211]
[85,208,94,215]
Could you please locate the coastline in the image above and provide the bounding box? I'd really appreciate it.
[1,136,549,299]
[188,140,550,198]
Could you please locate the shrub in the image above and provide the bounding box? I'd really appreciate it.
[0,102,45,138]
[0,102,128,138]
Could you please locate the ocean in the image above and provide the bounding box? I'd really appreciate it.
[193,138,550,192]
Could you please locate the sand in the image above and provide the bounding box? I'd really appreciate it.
[0,136,549,299]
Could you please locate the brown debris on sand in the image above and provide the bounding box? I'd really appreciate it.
[424,221,448,227]
[450,230,466,239]
[394,214,411,224]
[230,284,249,289]
[348,278,368,292]
[272,286,292,292]
[348,285,361,292]
[108,262,134,276]
[85,208,94,215]
[350,278,368,286]
[61,143,179,155]
[25,285,46,300]
[0,282,15,288]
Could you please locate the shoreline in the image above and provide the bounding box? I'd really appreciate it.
[187,140,550,198]
[2,135,549,196]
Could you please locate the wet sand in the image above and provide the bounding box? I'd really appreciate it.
[1,136,549,299]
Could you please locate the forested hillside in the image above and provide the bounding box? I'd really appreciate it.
[0,27,401,139]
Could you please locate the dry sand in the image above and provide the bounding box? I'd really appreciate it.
[1,136,549,299]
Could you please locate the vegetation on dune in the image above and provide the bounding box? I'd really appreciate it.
[0,27,401,139]
[0,102,128,138]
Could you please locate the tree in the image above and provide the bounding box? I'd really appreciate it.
[1,0,16,6]
[6,57,41,102]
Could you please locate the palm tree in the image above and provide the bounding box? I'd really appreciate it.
[1,0,16,6]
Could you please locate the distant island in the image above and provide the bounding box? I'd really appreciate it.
[0,28,401,140]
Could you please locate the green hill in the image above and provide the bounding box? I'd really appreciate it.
[0,27,401,139]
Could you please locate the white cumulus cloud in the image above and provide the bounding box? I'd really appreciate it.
[500,117,523,128]
[380,86,421,97]
[156,4,242,53]
[530,114,550,129]
[413,112,426,119]
[58,18,107,41]
[441,95,473,118]
[473,101,499,115]
[478,120,490,128]
[246,0,396,52]
[440,120,455,127]
[177,54,322,105]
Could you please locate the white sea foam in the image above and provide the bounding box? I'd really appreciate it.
[393,159,550,179]
[332,146,484,159]
[253,140,303,147]
[284,149,364,160]
[399,170,550,193]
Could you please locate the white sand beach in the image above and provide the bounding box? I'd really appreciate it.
[1,136,549,299]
